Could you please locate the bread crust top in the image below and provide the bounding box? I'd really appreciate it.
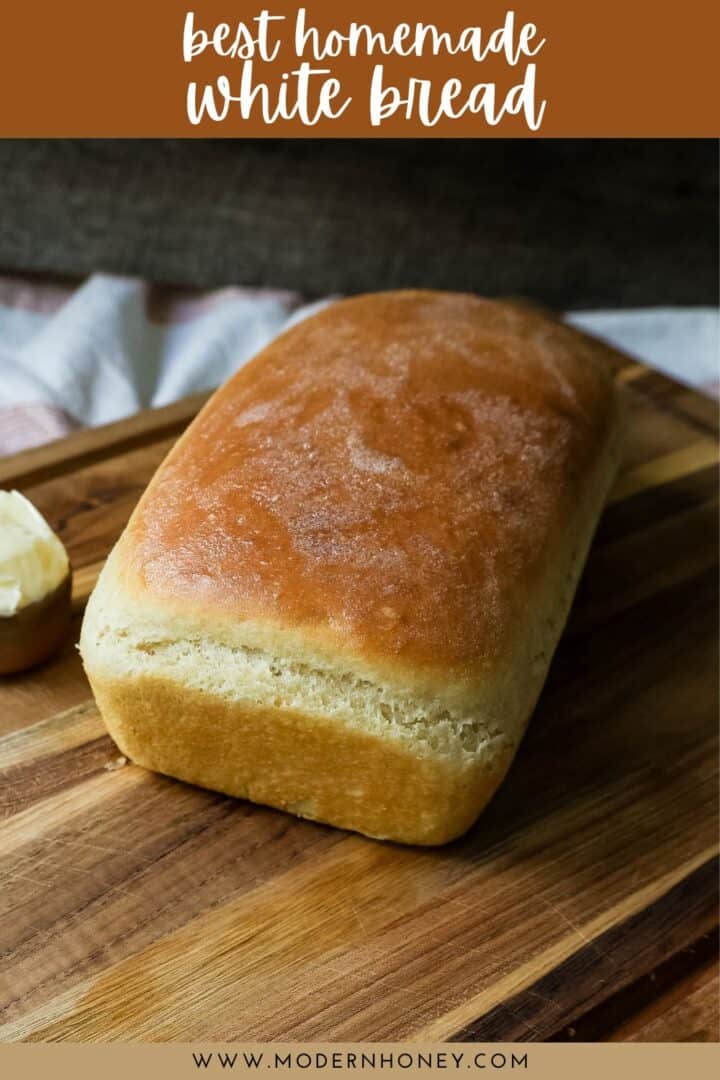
[117,291,620,688]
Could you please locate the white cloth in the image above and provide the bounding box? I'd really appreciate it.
[0,271,717,456]
[566,308,719,393]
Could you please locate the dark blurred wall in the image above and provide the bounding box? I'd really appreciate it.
[0,140,716,308]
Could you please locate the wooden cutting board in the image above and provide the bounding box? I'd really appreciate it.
[0,349,717,1043]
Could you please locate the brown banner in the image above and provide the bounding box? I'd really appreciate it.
[0,0,718,136]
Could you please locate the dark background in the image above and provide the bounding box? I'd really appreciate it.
[0,139,716,308]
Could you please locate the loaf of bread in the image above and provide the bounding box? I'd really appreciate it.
[80,291,622,845]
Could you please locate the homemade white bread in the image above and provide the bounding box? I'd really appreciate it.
[80,291,623,844]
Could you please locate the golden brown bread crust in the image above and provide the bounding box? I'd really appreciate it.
[88,674,517,845]
[121,291,619,690]
[81,290,623,844]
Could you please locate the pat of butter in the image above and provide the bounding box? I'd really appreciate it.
[0,491,69,617]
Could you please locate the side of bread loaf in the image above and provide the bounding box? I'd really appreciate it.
[80,291,622,844]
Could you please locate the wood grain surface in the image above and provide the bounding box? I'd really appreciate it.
[0,349,717,1042]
